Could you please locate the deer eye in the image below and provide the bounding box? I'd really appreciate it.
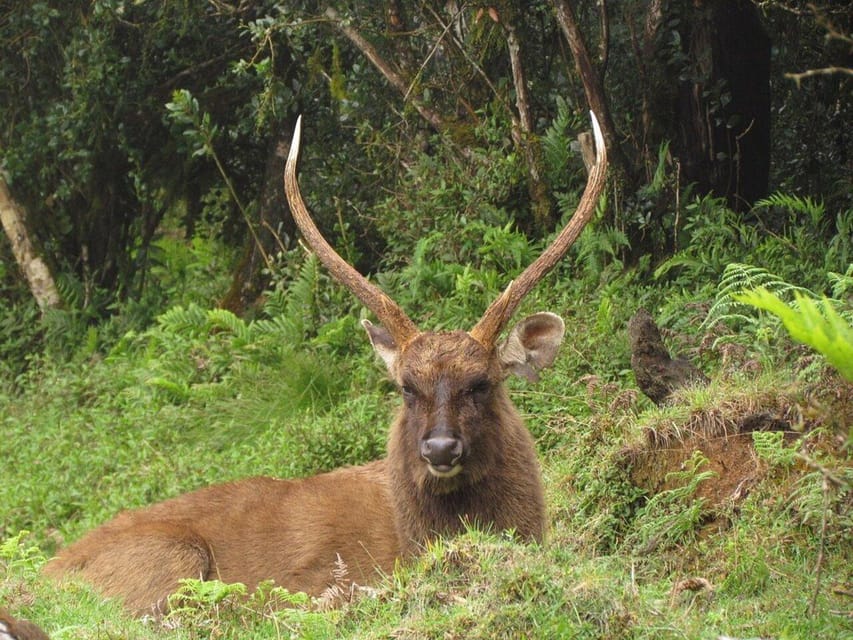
[466,379,491,398]
[401,383,416,399]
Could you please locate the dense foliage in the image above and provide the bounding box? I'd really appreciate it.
[1,2,849,332]
[0,1,850,638]
[1,191,851,636]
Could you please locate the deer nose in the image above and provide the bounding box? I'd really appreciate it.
[420,436,463,469]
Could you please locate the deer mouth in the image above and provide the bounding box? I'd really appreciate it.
[426,463,463,479]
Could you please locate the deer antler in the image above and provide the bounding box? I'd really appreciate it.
[469,111,608,347]
[284,116,419,346]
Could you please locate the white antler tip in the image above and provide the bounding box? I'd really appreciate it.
[288,115,303,166]
[589,110,605,162]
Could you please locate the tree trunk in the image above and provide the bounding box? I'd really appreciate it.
[504,18,553,229]
[0,174,61,311]
[674,0,770,210]
[552,0,625,174]
[219,129,292,315]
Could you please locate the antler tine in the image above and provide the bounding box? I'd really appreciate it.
[284,116,419,346]
[469,111,608,347]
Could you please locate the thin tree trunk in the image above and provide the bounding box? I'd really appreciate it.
[505,20,552,228]
[0,174,61,310]
[552,0,625,173]
[220,129,292,314]
[630,0,665,179]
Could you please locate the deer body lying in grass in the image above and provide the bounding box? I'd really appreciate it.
[44,115,607,616]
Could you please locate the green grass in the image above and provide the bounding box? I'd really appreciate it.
[1,273,851,639]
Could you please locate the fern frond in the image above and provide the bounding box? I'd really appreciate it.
[54,273,84,308]
[828,264,853,301]
[654,252,707,280]
[206,308,249,342]
[734,288,853,381]
[145,376,191,403]
[752,431,797,466]
[755,191,825,225]
[249,315,303,345]
[288,253,320,318]
[704,263,811,330]
[157,304,208,336]
[542,96,583,185]
[259,253,321,345]
[262,288,288,318]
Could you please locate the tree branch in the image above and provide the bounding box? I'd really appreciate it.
[0,173,61,311]
[324,6,445,132]
[503,17,551,226]
[421,3,511,118]
[785,66,853,85]
[552,0,624,173]
[505,26,532,136]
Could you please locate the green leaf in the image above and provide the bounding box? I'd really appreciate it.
[734,288,853,381]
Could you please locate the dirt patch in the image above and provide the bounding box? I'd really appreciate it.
[623,412,790,509]
[619,374,852,510]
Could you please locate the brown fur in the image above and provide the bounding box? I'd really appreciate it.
[44,315,562,616]
[0,609,50,640]
[45,461,399,614]
[385,330,547,554]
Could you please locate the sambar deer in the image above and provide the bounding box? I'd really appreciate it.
[44,114,607,616]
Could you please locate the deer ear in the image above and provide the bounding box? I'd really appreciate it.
[498,312,565,382]
[362,319,400,376]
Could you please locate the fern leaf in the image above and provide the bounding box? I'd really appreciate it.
[145,376,191,403]
[734,288,853,381]
[542,96,581,185]
[755,191,825,225]
[207,308,249,342]
[263,288,288,318]
[704,263,811,330]
[157,304,208,336]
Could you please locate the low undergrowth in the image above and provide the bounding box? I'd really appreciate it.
[2,298,850,639]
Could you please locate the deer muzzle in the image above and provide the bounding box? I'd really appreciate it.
[420,434,464,478]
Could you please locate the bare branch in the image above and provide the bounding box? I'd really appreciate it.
[785,66,853,85]
[324,6,445,132]
[420,3,512,118]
